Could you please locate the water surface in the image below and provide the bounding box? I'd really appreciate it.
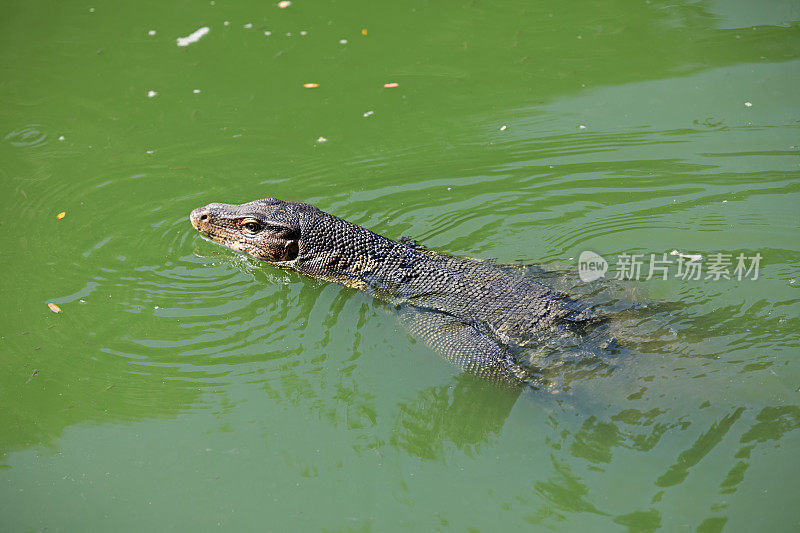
[1,0,799,531]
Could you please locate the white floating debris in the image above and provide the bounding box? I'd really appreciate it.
[383,82,399,88]
[154,306,160,309]
[264,31,272,36]
[224,21,230,26]
[300,30,307,36]
[316,136,327,143]
[744,101,753,107]
[58,135,65,141]
[278,1,292,8]
[578,124,586,129]
[89,7,95,13]
[339,39,348,44]
[193,89,201,94]
[499,124,507,131]
[148,30,156,36]
[146,149,154,154]
[177,26,209,47]
[363,110,374,117]
[147,90,157,98]
[244,23,253,29]
[670,250,703,261]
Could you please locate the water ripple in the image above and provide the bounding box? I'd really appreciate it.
[5,124,48,148]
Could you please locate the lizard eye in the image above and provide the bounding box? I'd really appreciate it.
[242,220,263,234]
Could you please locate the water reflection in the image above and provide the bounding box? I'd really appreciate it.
[720,405,800,495]
[391,375,521,461]
[515,398,800,530]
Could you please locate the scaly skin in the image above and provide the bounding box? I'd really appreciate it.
[190,198,595,386]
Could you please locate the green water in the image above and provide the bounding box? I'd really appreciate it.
[2,0,799,531]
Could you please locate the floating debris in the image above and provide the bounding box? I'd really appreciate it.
[363,110,374,117]
[224,21,230,26]
[244,23,253,29]
[177,26,209,47]
[499,125,507,131]
[361,28,368,36]
[278,1,291,8]
[578,124,586,129]
[193,89,201,94]
[147,90,157,98]
[148,30,156,36]
[383,82,399,88]
[744,101,753,107]
[57,211,66,219]
[303,83,319,88]
[146,149,154,154]
[300,30,307,36]
[47,303,62,313]
[26,369,39,384]
[316,136,328,143]
[670,250,703,261]
[264,30,272,36]
[339,39,348,44]
[58,135,65,141]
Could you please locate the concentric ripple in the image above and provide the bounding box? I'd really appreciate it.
[5,124,48,148]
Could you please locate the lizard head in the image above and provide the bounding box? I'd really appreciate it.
[190,198,306,264]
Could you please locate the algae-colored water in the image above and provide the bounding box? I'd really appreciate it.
[2,1,799,531]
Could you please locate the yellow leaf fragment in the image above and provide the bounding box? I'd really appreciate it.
[361,28,368,36]
[383,82,399,88]
[48,302,62,313]
[303,83,319,88]
[57,211,66,219]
